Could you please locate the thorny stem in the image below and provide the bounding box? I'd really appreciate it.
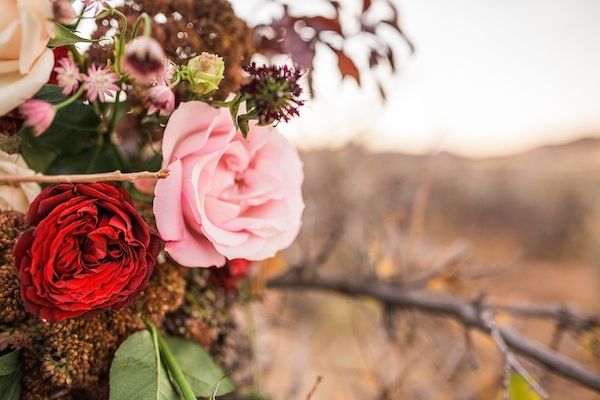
[0,169,169,184]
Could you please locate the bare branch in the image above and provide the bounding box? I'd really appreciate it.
[267,274,600,393]
[494,302,600,331]
[0,169,170,184]
[481,310,549,399]
[305,375,323,400]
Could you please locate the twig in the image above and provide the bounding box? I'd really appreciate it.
[305,375,323,400]
[494,302,600,332]
[0,169,170,184]
[267,274,600,393]
[481,310,549,399]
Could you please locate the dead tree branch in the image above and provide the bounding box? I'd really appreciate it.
[267,273,600,393]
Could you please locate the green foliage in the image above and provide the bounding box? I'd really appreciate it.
[49,24,95,47]
[20,85,121,174]
[109,331,179,400]
[164,336,235,397]
[507,373,541,400]
[0,350,21,400]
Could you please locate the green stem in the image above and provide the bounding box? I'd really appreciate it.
[168,71,182,89]
[86,132,104,173]
[67,45,83,66]
[54,85,86,110]
[206,94,242,108]
[131,13,152,39]
[105,91,122,136]
[111,8,129,74]
[145,321,196,400]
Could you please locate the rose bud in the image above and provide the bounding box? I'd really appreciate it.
[145,85,175,116]
[14,183,161,322]
[19,100,56,136]
[52,0,77,25]
[183,52,224,96]
[121,37,166,85]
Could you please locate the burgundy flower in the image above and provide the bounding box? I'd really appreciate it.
[240,63,305,125]
[209,259,253,292]
[14,183,161,322]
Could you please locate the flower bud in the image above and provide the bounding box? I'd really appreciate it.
[184,52,224,96]
[145,85,175,116]
[52,0,77,25]
[19,100,56,137]
[121,37,166,85]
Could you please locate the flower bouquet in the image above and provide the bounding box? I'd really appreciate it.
[0,0,408,398]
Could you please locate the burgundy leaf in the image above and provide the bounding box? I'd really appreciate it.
[304,16,342,35]
[332,48,361,84]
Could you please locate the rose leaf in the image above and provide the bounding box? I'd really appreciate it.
[109,331,179,400]
[163,336,235,397]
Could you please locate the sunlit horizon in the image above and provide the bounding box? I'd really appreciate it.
[233,0,600,158]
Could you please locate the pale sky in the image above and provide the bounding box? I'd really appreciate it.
[235,0,600,158]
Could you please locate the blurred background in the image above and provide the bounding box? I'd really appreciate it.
[229,0,600,398]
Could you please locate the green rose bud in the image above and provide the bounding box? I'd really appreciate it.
[184,52,225,96]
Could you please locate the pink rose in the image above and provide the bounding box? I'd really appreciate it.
[154,101,304,267]
[0,0,55,116]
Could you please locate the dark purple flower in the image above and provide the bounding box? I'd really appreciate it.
[240,63,305,125]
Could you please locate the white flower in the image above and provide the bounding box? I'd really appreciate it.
[0,150,40,213]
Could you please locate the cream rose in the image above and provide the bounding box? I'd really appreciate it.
[0,150,40,212]
[0,0,55,116]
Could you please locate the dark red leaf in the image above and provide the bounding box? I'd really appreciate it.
[304,16,342,35]
[332,48,361,84]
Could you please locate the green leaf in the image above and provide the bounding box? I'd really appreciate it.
[109,331,179,400]
[0,371,21,400]
[163,336,235,397]
[20,85,101,173]
[507,373,541,400]
[49,24,95,47]
[0,350,21,400]
[0,351,20,376]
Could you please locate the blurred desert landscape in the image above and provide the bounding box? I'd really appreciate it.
[249,137,600,399]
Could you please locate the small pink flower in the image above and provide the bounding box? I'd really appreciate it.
[82,0,109,15]
[121,37,166,85]
[52,0,77,24]
[152,60,177,86]
[146,85,175,116]
[83,64,119,102]
[20,100,56,136]
[54,56,81,95]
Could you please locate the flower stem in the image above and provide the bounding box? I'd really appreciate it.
[105,91,122,136]
[145,321,196,400]
[54,85,86,111]
[0,169,170,184]
[110,8,129,74]
[131,13,152,39]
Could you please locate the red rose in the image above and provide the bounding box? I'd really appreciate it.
[13,183,161,322]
